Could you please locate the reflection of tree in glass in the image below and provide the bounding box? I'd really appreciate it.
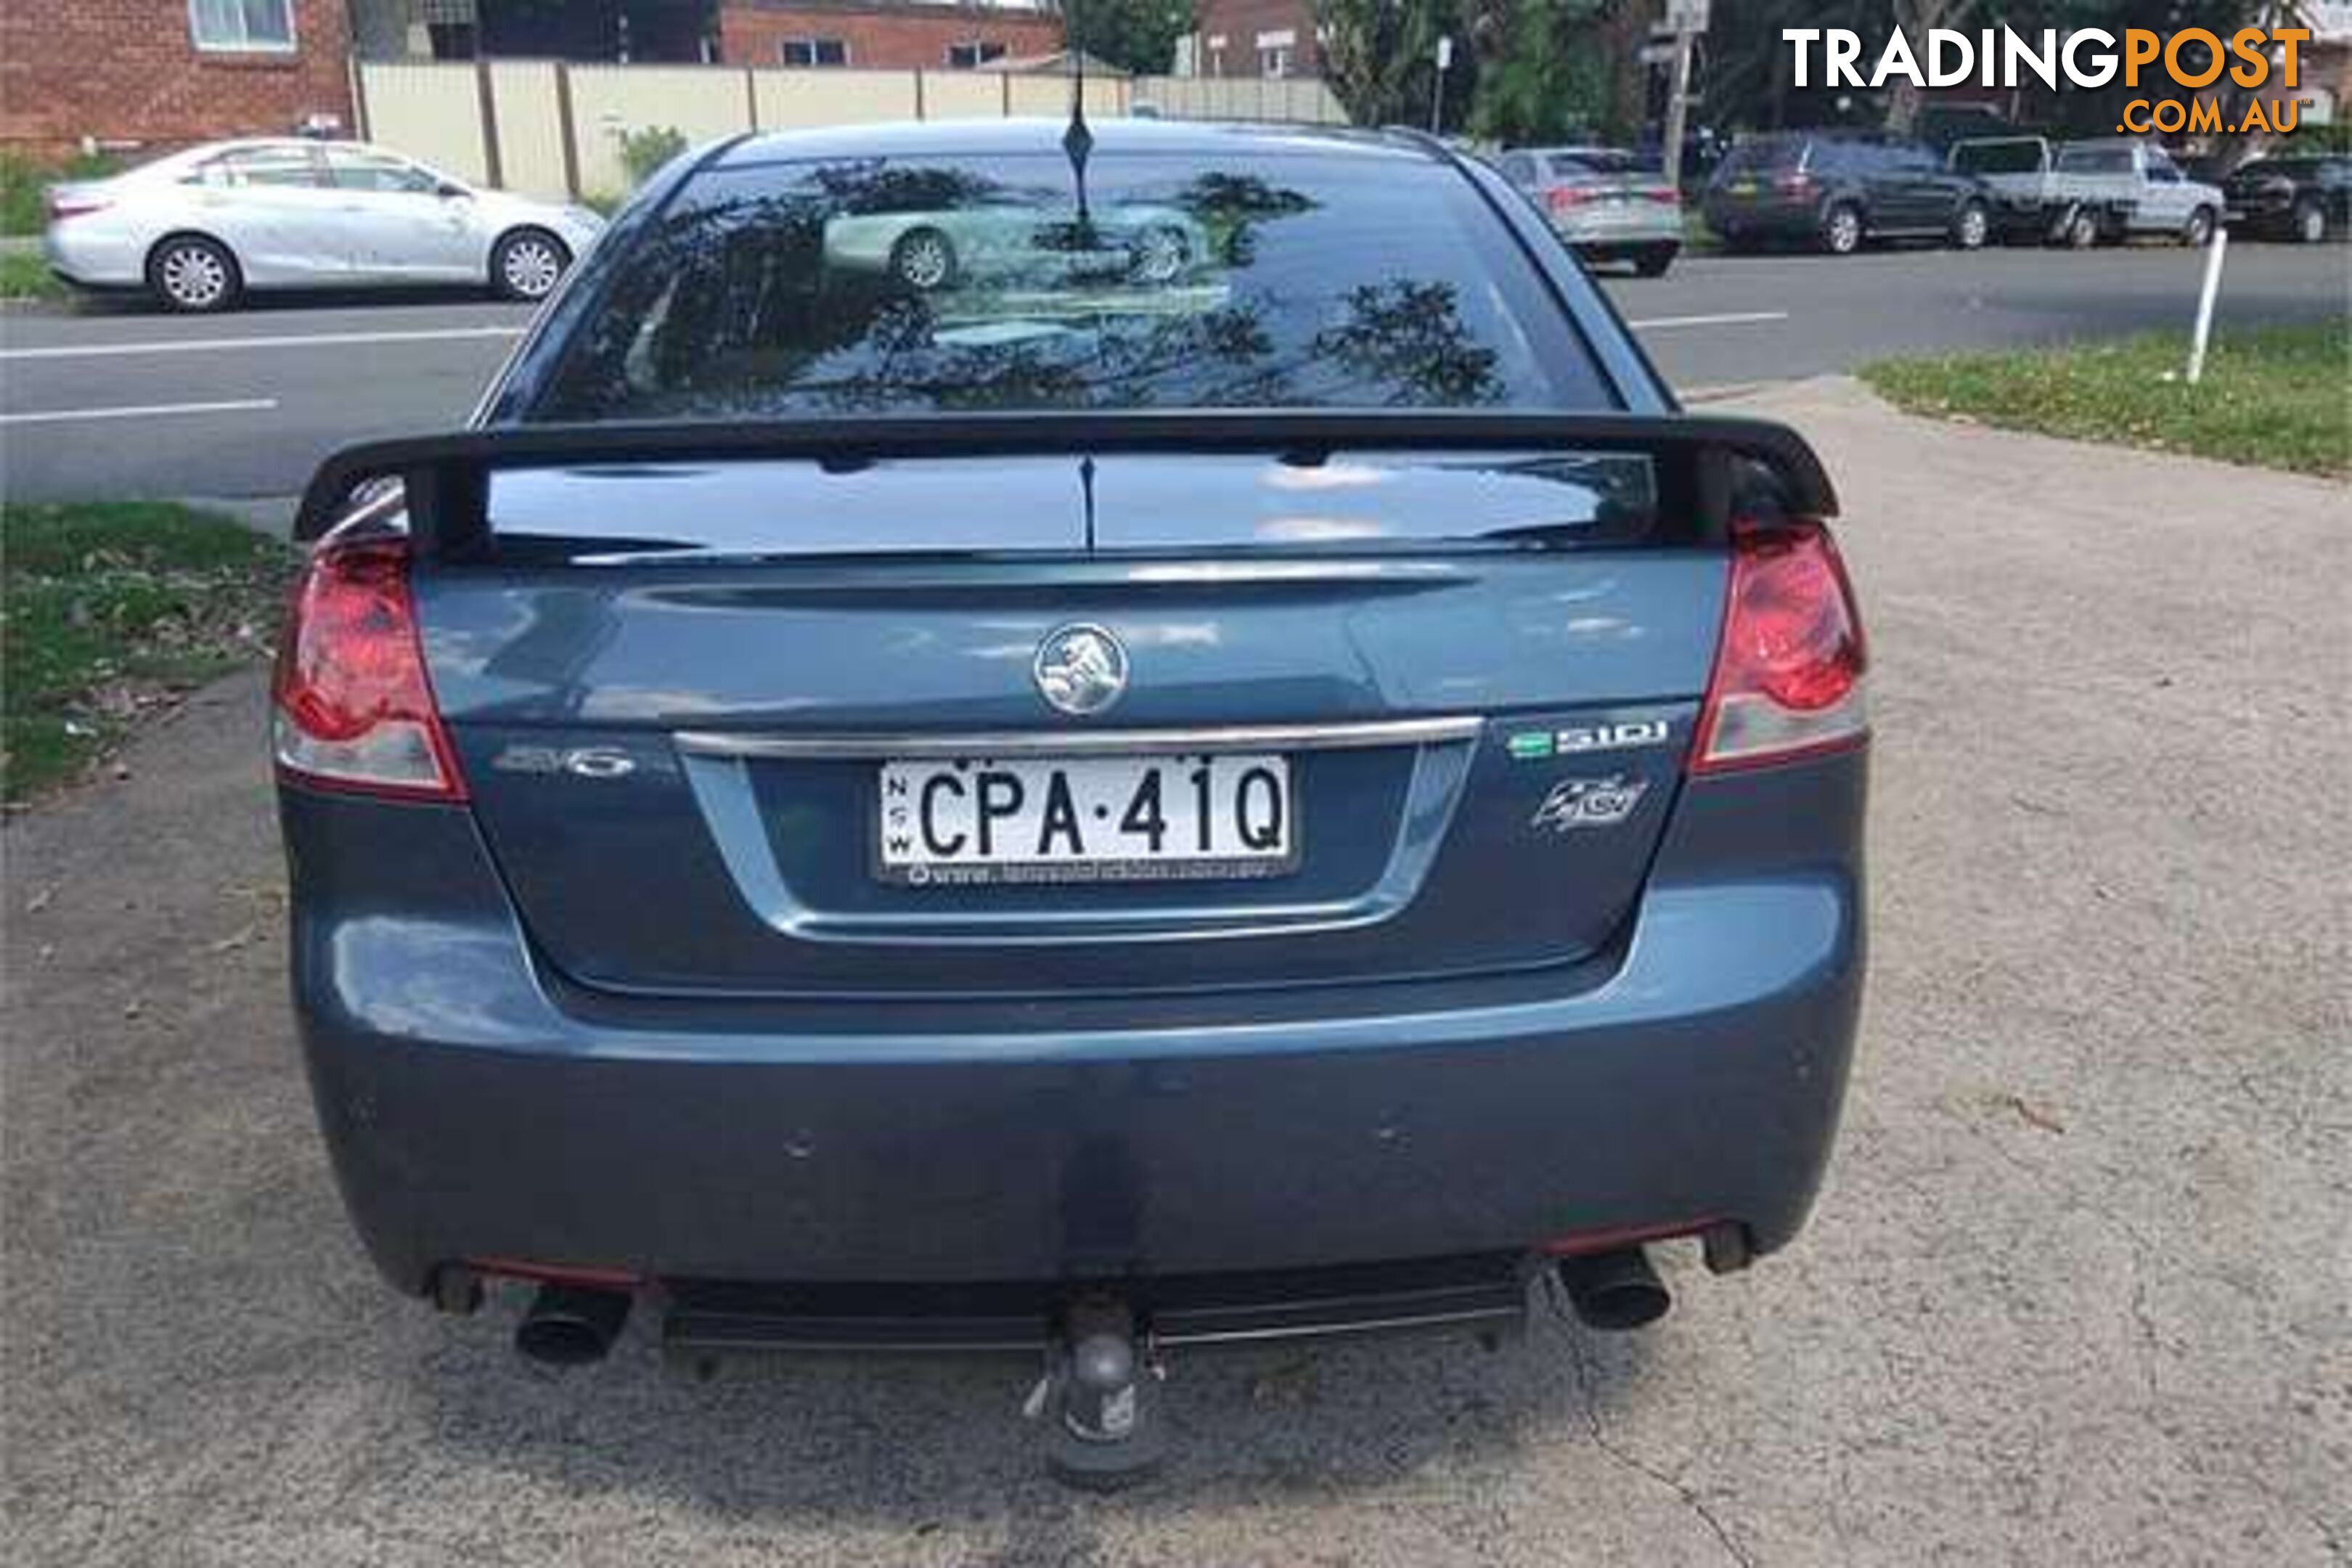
[1310,282,1503,407]
[814,163,1001,216]
[1168,173,1315,266]
[777,277,1496,414]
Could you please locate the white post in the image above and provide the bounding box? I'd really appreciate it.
[2186,226,2228,385]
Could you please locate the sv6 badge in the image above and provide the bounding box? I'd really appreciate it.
[1531,775,1649,833]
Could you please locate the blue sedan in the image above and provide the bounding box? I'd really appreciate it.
[275,118,1868,1482]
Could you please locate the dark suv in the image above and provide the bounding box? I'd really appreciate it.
[1705,131,1993,255]
[2223,155,2349,244]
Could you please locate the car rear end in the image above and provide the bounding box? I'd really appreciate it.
[277,126,1868,1406]
[1702,135,1821,246]
[1524,149,1683,271]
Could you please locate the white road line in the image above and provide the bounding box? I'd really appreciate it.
[1626,311,1792,330]
[0,398,279,425]
[0,325,525,362]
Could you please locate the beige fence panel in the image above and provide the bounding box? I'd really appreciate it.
[487,61,570,199]
[1130,75,1349,124]
[567,65,754,197]
[358,61,1354,203]
[356,62,489,184]
[753,69,920,129]
[918,70,1007,122]
[1003,73,1127,120]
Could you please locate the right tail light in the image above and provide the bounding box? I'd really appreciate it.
[1691,518,1869,773]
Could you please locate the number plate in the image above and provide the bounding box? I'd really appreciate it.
[875,754,1295,887]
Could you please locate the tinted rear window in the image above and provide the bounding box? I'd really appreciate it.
[1547,150,1638,179]
[1715,139,1805,177]
[1951,140,2044,175]
[532,150,1609,420]
[2056,144,2135,174]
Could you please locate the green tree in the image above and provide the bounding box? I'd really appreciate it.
[1467,0,1609,144]
[1315,0,1478,131]
[1062,0,1197,74]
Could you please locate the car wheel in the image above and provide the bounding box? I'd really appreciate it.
[2292,197,2328,244]
[493,229,571,302]
[146,234,240,313]
[1821,202,1863,256]
[1951,200,1990,250]
[889,227,957,291]
[1129,226,1190,285]
[2059,205,2100,249]
[2181,206,2216,248]
[1631,242,1678,277]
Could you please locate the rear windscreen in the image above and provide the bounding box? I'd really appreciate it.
[530,149,1611,420]
[1714,140,1805,177]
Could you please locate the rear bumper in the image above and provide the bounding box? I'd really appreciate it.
[42,225,143,289]
[285,753,1866,1297]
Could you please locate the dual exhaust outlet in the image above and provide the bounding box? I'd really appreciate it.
[498,1244,1673,1372]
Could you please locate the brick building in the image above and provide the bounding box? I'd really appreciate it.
[1181,0,1317,79]
[717,0,1061,71]
[0,0,355,158]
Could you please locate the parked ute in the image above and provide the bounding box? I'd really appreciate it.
[1493,146,1683,276]
[1947,135,2136,247]
[2223,154,2349,243]
[1703,131,1992,255]
[2050,139,2224,245]
[43,138,604,312]
[277,121,1869,1480]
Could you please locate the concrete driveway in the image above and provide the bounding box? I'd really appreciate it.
[4,380,2345,1566]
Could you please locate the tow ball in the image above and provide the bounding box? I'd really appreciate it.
[1022,1294,1166,1488]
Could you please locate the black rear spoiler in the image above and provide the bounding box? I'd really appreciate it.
[293,411,1837,555]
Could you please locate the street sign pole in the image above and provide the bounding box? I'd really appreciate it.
[1658,0,1707,198]
[1432,34,1453,135]
[1661,30,1694,197]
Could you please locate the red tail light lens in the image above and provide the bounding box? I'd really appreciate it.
[1692,520,1867,773]
[272,539,466,800]
[1644,187,1681,205]
[46,195,109,221]
[1773,171,1815,197]
[1546,187,1593,212]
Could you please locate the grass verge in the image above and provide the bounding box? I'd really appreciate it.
[0,249,66,302]
[2,502,289,802]
[1861,320,2352,478]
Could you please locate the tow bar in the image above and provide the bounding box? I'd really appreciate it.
[1022,1294,1167,1489]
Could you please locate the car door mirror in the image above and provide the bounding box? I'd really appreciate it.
[435,180,469,200]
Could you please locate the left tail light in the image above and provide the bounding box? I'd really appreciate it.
[1546,187,1594,213]
[272,538,467,801]
[45,192,109,221]
[1691,518,1868,773]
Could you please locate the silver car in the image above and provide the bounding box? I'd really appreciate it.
[823,200,1209,293]
[1494,147,1683,276]
[43,139,605,312]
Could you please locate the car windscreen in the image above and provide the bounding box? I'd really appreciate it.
[529,149,1611,420]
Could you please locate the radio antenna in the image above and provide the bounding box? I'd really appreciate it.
[1061,0,1094,231]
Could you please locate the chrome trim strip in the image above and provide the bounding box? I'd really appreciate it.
[673,715,1485,761]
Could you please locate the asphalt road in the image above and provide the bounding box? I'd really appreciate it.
[6,380,2345,1566]
[1,242,2345,503]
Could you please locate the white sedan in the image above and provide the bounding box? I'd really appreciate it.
[43,139,605,312]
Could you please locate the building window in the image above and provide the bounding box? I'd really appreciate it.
[780,37,849,68]
[1256,29,1296,78]
[946,41,1008,68]
[189,0,297,52]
